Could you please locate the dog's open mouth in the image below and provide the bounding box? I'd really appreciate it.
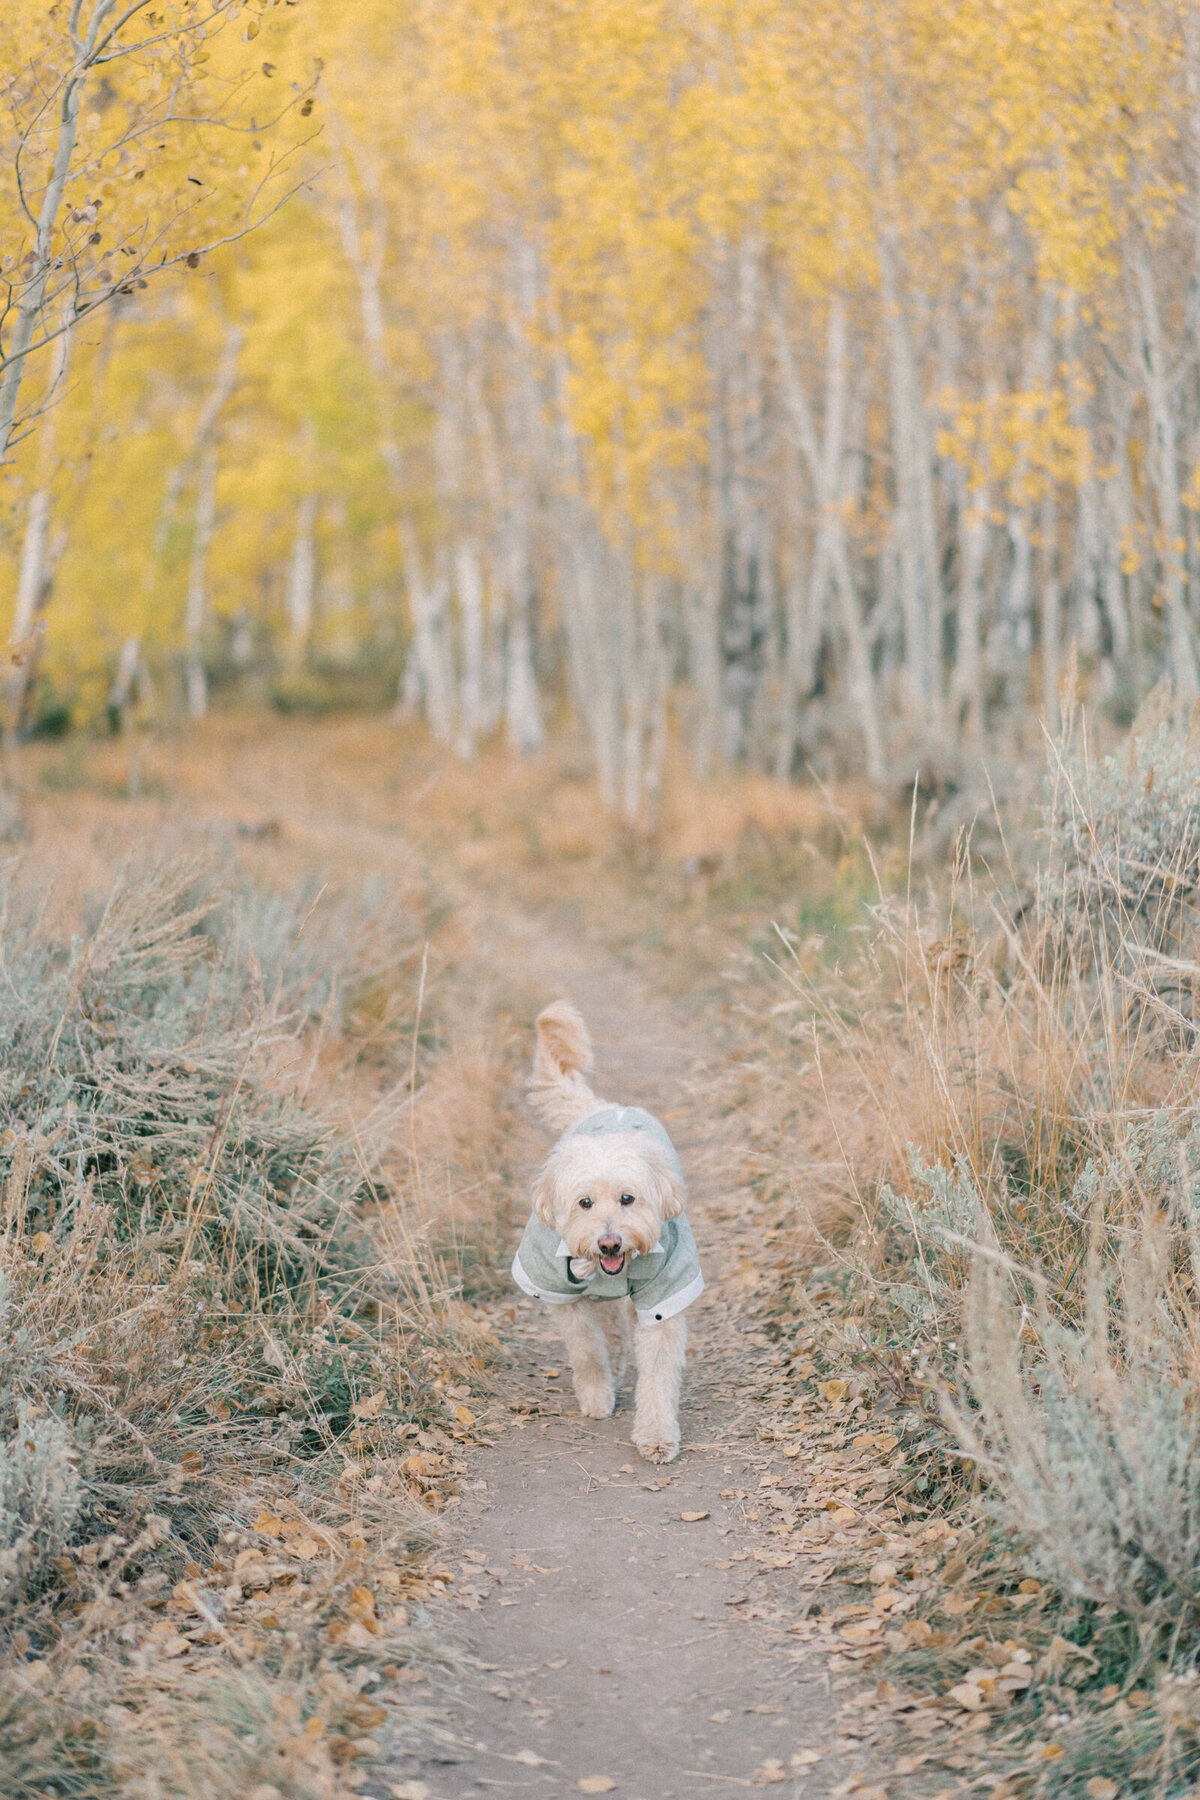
[599,1249,627,1275]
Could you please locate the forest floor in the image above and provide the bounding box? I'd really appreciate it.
[15,715,945,1800]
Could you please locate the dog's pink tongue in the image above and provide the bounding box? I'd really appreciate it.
[600,1251,625,1273]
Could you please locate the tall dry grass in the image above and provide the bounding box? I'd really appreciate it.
[768,688,1200,1789]
[0,843,512,1799]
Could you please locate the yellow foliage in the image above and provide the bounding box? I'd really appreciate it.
[0,0,1196,724]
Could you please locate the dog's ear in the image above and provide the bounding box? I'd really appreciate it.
[530,1160,559,1227]
[648,1155,686,1222]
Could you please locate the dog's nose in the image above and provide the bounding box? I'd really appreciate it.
[598,1234,622,1253]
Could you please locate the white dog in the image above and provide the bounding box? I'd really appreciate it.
[511,1002,704,1463]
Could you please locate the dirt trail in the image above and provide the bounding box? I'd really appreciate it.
[29,725,862,1800]
[382,913,850,1800]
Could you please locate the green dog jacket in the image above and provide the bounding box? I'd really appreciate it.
[561,1103,685,1183]
[512,1107,703,1325]
[511,1211,704,1323]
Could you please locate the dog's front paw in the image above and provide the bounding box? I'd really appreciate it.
[576,1380,616,1419]
[633,1431,679,1464]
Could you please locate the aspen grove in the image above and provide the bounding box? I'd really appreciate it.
[5,0,1200,816]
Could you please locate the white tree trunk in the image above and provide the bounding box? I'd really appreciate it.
[284,491,318,674]
[11,489,50,654]
[877,236,940,723]
[1040,486,1061,734]
[399,525,455,743]
[1131,243,1198,693]
[504,563,544,754]
[454,538,486,756]
[180,326,242,720]
[185,442,219,720]
[335,138,404,491]
[772,292,885,780]
[951,471,988,749]
[5,308,75,749]
[558,507,621,805]
[109,634,142,718]
[0,9,89,457]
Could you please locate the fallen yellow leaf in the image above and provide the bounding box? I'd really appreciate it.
[818,1380,848,1403]
[254,1513,283,1537]
[1085,1781,1118,1800]
[578,1780,616,1794]
[949,1681,986,1711]
[841,1621,882,1644]
[455,1404,475,1426]
[352,1390,386,1421]
[680,1510,709,1523]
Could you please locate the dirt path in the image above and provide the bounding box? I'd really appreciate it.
[25,725,869,1799]
[381,916,852,1800]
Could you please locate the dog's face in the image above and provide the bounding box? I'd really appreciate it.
[531,1132,684,1276]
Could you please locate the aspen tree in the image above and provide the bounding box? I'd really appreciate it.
[8,0,1200,802]
[0,0,308,459]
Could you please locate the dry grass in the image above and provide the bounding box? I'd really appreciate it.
[745,690,1200,1792]
[24,700,1200,1792]
[0,826,530,1799]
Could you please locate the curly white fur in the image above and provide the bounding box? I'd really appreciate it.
[527,1001,691,1464]
[527,1000,602,1131]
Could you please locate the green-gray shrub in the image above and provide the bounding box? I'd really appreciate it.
[1043,711,1200,952]
[950,1220,1200,1636]
[0,856,383,1295]
[0,1400,81,1610]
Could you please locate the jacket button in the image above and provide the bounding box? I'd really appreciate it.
[655,1313,662,1320]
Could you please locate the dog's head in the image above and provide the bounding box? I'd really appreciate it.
[530,1130,684,1276]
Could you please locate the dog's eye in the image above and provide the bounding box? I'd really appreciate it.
[619,1192,636,1207]
[578,1196,593,1209]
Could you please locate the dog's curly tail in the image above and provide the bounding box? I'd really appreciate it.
[528,1000,604,1132]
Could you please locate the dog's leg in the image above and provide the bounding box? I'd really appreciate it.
[560,1303,615,1418]
[608,1297,635,1399]
[632,1314,686,1463]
